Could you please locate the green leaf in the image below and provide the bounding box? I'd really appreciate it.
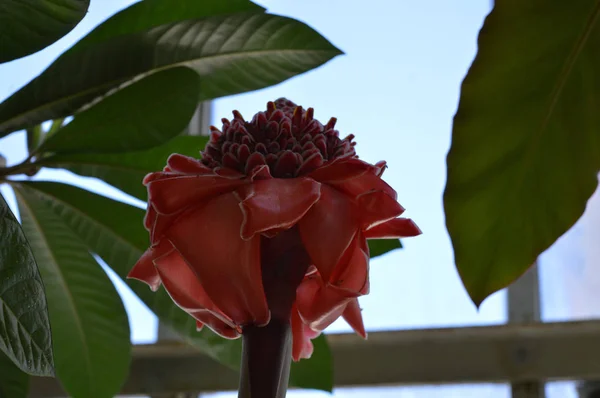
[0,192,53,376]
[368,239,402,259]
[71,0,264,52]
[13,185,131,398]
[16,181,333,390]
[0,345,29,398]
[0,0,90,63]
[26,125,43,154]
[444,1,600,305]
[38,67,200,155]
[0,12,342,135]
[41,136,210,200]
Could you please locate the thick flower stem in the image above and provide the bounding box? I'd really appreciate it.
[238,319,293,398]
[238,226,312,398]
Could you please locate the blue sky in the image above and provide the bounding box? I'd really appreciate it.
[0,1,592,397]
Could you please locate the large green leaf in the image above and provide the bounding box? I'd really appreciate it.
[70,0,264,52]
[0,0,89,63]
[17,181,334,390]
[0,351,28,398]
[37,67,200,155]
[368,239,402,258]
[40,136,210,200]
[14,185,131,398]
[0,192,53,376]
[0,12,342,135]
[444,1,600,305]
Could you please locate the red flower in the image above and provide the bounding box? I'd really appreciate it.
[128,99,420,361]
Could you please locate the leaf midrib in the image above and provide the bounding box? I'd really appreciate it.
[468,0,600,299]
[14,188,95,391]
[0,47,338,135]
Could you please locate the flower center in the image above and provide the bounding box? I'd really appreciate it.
[201,98,357,178]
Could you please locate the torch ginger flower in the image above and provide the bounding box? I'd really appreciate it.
[128,98,421,361]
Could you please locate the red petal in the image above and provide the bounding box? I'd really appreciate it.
[148,175,248,215]
[165,193,270,327]
[364,218,422,238]
[357,190,405,230]
[143,204,156,231]
[330,232,370,296]
[308,158,374,183]
[127,239,173,291]
[310,158,397,200]
[238,178,321,240]
[291,306,319,361]
[342,299,366,338]
[296,274,354,331]
[154,247,240,339]
[214,167,246,179]
[296,233,369,332]
[298,185,358,282]
[151,211,183,246]
[166,154,212,175]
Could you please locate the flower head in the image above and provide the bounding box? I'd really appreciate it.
[128,99,421,361]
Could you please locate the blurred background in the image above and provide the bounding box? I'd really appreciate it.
[2,1,598,397]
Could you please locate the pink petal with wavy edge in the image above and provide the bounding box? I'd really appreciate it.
[165,193,270,327]
[309,158,397,200]
[154,247,240,339]
[356,190,405,230]
[291,305,320,361]
[148,175,248,215]
[127,239,173,291]
[298,185,358,283]
[238,178,321,240]
[166,154,213,175]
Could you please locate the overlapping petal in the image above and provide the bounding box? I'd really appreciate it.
[296,274,352,332]
[148,174,248,215]
[298,185,358,282]
[364,217,422,239]
[238,178,321,240]
[166,154,214,175]
[291,305,320,361]
[154,246,240,339]
[165,192,270,327]
[127,239,173,292]
[309,158,397,200]
[330,232,370,295]
[356,190,405,230]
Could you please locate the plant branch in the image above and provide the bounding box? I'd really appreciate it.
[0,155,37,179]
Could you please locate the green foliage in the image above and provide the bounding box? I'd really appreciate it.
[0,0,90,63]
[70,0,264,51]
[445,0,600,305]
[0,351,29,398]
[0,12,342,136]
[0,193,54,376]
[37,67,200,155]
[368,239,402,258]
[15,185,131,398]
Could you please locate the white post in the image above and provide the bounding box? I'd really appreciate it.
[507,263,545,398]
